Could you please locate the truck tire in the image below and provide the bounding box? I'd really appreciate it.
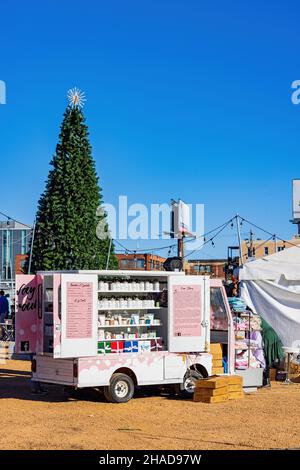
[104,373,135,403]
[174,370,204,398]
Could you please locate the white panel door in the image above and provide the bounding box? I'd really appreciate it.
[60,274,98,358]
[168,275,209,352]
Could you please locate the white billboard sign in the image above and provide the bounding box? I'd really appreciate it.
[292,179,300,221]
[171,200,191,238]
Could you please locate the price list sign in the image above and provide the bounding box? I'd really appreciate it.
[66,282,93,339]
[173,285,202,337]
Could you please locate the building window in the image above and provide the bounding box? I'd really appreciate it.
[135,259,145,268]
[264,247,269,256]
[120,259,130,268]
[21,230,27,255]
[277,246,283,252]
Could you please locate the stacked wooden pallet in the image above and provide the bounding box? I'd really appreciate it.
[0,341,14,361]
[194,376,229,403]
[228,375,244,400]
[210,343,224,375]
[194,375,244,403]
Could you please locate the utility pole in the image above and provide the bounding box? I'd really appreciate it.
[274,235,277,254]
[105,237,112,270]
[28,219,36,275]
[177,233,184,261]
[236,214,243,266]
[249,229,254,258]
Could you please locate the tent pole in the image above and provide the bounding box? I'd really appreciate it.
[236,214,243,267]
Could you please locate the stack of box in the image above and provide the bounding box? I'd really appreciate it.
[228,375,244,400]
[210,343,224,375]
[194,375,244,403]
[194,376,229,403]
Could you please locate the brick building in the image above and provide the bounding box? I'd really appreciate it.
[186,259,227,279]
[116,253,166,271]
[241,236,300,263]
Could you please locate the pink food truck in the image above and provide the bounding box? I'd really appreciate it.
[15,270,235,402]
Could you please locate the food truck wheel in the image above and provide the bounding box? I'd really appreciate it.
[175,370,203,398]
[104,373,135,403]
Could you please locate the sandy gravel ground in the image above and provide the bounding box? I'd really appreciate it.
[0,360,300,450]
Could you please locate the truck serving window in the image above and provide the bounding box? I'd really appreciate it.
[210,287,228,331]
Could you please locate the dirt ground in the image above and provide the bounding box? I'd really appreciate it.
[1,360,300,450]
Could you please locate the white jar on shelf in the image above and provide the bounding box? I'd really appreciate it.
[98,330,105,340]
[146,281,154,291]
[139,281,145,292]
[154,281,160,291]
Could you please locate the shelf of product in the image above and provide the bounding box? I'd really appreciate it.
[97,308,164,354]
[98,312,161,326]
[99,323,162,328]
[228,297,265,371]
[98,280,161,292]
[98,297,161,310]
[97,337,163,354]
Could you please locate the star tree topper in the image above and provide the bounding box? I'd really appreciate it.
[67,87,86,108]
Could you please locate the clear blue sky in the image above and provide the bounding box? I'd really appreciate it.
[1,0,300,258]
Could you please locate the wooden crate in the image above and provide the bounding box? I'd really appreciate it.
[228,375,243,386]
[194,386,228,397]
[195,394,229,404]
[229,391,244,400]
[212,359,223,368]
[212,367,224,375]
[228,384,242,392]
[195,376,229,389]
[210,343,223,355]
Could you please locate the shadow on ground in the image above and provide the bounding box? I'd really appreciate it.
[0,366,179,403]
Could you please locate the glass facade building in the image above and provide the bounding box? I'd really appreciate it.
[0,220,32,282]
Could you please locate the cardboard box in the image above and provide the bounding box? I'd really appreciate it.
[269,368,277,381]
[98,341,111,354]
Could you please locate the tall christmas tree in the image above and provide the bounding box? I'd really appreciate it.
[28,88,117,272]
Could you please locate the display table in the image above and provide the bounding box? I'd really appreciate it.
[282,346,300,384]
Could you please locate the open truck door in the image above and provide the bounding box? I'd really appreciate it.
[58,273,98,358]
[15,274,43,354]
[168,275,210,352]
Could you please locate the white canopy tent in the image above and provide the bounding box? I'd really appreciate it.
[238,246,300,348]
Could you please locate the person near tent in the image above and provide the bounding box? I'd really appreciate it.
[0,290,9,323]
[260,317,285,387]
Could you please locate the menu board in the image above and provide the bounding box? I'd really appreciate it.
[172,285,202,337]
[66,282,93,339]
